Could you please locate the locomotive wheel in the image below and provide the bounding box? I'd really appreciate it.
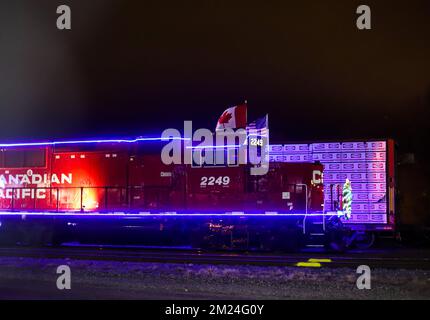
[353,232,375,250]
[328,230,347,252]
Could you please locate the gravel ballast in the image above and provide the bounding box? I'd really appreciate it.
[0,257,430,299]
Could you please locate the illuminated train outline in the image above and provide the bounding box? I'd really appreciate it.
[0,135,393,250]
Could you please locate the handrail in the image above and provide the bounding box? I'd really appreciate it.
[296,183,308,234]
[0,183,313,214]
[0,185,175,212]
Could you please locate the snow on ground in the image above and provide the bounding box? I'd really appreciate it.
[0,257,430,299]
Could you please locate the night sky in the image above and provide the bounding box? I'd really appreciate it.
[0,1,429,151]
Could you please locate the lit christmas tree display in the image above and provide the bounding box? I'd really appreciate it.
[342,178,352,220]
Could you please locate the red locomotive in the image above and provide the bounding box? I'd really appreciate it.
[0,138,333,250]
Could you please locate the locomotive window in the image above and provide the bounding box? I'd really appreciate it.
[24,149,46,167]
[3,149,46,168]
[3,150,24,167]
[286,184,304,193]
[295,185,304,193]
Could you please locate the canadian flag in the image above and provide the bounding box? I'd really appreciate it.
[215,103,247,131]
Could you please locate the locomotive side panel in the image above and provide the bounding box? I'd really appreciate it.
[184,163,324,213]
[186,166,246,211]
[276,163,324,212]
[246,163,324,212]
[0,147,51,211]
[51,150,128,211]
[128,154,183,210]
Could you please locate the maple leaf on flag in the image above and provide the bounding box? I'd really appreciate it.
[215,104,247,130]
[218,111,232,125]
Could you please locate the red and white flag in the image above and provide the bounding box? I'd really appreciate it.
[215,103,247,131]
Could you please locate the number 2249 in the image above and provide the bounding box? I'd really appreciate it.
[200,176,230,186]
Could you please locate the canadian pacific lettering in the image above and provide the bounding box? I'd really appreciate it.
[0,171,73,199]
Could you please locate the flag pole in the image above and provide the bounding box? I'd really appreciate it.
[266,113,269,159]
[244,99,248,128]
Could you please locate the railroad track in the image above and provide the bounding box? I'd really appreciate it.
[1,246,430,269]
